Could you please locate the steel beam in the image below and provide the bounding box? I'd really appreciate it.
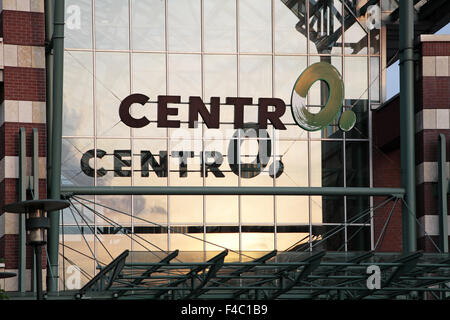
[47,0,65,292]
[399,0,417,252]
[61,186,405,197]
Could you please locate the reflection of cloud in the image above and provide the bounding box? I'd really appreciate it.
[150,206,167,215]
[134,197,167,218]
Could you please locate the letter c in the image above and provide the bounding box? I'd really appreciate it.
[119,93,150,128]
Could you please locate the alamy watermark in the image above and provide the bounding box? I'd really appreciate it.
[366,265,381,290]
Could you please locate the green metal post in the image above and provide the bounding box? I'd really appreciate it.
[47,0,65,293]
[45,0,54,192]
[438,134,448,253]
[399,1,417,252]
[18,128,26,292]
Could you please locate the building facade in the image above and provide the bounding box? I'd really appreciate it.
[0,0,448,294]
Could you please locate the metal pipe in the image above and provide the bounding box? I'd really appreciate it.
[47,0,65,293]
[34,245,43,300]
[399,0,417,252]
[60,186,405,197]
[18,128,26,293]
[45,0,54,192]
[438,134,449,253]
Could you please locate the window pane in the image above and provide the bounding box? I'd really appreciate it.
[205,196,239,225]
[169,196,203,225]
[276,232,309,251]
[241,196,274,225]
[132,53,166,99]
[345,142,369,187]
[343,5,368,55]
[204,55,237,102]
[95,0,129,50]
[275,140,308,186]
[63,51,93,136]
[370,56,380,102]
[95,52,130,137]
[311,140,344,187]
[168,54,201,98]
[132,0,165,51]
[344,56,368,100]
[239,55,272,99]
[95,195,132,226]
[168,0,201,52]
[239,0,272,53]
[309,0,342,54]
[133,195,168,225]
[274,56,307,103]
[96,139,132,187]
[62,138,94,186]
[133,139,168,186]
[276,196,309,224]
[204,0,236,53]
[241,233,274,251]
[65,0,92,49]
[274,0,307,54]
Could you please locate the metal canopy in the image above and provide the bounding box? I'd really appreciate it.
[74,250,450,300]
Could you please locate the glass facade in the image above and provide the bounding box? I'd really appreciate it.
[61,0,381,288]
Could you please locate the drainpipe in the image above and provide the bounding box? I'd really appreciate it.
[47,0,65,293]
[399,1,417,252]
[45,1,53,197]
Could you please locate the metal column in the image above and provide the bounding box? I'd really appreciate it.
[399,1,417,252]
[47,0,65,293]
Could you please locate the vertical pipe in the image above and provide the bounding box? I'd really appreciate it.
[45,0,54,191]
[438,134,449,253]
[18,128,26,292]
[47,0,65,293]
[399,1,417,252]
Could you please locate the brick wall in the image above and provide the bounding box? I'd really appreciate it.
[0,0,47,291]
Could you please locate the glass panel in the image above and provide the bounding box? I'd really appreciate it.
[276,232,309,251]
[205,196,239,225]
[62,138,94,186]
[239,134,274,187]
[65,0,92,49]
[311,140,344,187]
[95,0,129,50]
[239,0,272,53]
[312,226,344,251]
[169,196,203,225]
[95,195,132,225]
[276,140,308,186]
[61,196,95,225]
[315,196,344,223]
[132,0,165,51]
[59,232,94,288]
[241,196,274,225]
[274,56,307,103]
[170,233,204,251]
[204,138,239,186]
[96,234,131,264]
[347,196,370,223]
[203,55,237,103]
[370,28,380,55]
[276,196,309,224]
[95,52,130,137]
[133,139,168,186]
[370,56,380,102]
[96,139,131,186]
[274,0,307,54]
[168,54,201,98]
[169,139,203,186]
[133,234,168,251]
[309,0,343,54]
[204,0,236,53]
[344,56,368,100]
[239,55,272,99]
[133,195,168,225]
[241,233,274,251]
[343,5,368,55]
[168,0,201,52]
[344,101,368,139]
[205,233,239,251]
[63,51,93,136]
[347,226,371,251]
[345,141,369,187]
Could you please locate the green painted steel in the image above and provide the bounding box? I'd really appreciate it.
[399,1,417,252]
[47,0,65,293]
[60,186,405,197]
[18,128,26,293]
[438,134,449,253]
[45,0,53,189]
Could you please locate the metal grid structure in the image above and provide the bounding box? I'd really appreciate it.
[74,249,450,300]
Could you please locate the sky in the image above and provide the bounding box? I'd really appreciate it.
[385,22,450,101]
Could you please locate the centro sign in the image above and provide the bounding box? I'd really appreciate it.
[80,62,355,179]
